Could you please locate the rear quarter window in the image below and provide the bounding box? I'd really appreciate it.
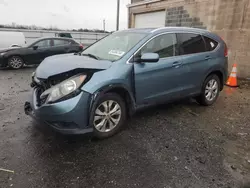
[53,39,70,46]
[177,33,206,55]
[203,36,218,51]
[70,40,79,45]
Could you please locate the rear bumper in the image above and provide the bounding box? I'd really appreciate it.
[221,57,229,90]
[224,57,229,83]
[24,89,94,135]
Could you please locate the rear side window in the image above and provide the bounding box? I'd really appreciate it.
[35,39,52,48]
[177,33,206,55]
[53,39,69,46]
[70,40,79,45]
[203,36,218,51]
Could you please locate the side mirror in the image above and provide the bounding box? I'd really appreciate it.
[140,53,159,63]
[33,45,38,50]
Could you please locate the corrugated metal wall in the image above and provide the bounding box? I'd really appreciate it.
[0,28,108,46]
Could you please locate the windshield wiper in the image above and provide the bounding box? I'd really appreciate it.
[81,53,99,60]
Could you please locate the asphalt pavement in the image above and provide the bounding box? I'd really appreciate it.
[0,67,250,188]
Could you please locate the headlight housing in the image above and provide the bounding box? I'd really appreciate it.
[0,52,6,56]
[40,74,86,103]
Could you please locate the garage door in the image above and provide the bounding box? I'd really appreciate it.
[134,11,166,28]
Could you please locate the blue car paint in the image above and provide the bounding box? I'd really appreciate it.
[35,54,113,79]
[25,27,228,135]
[134,55,190,105]
[27,89,93,134]
[82,28,227,106]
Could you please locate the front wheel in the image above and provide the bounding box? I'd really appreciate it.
[90,93,127,139]
[196,74,221,106]
[8,56,24,69]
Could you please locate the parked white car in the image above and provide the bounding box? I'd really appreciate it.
[0,31,26,49]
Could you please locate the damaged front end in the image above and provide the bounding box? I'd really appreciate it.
[31,69,96,106]
[25,71,95,134]
[31,53,113,105]
[24,54,113,135]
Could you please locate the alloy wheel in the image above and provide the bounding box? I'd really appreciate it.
[93,100,121,133]
[9,57,23,69]
[205,79,218,101]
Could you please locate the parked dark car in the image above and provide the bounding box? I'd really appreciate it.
[0,37,83,69]
[25,27,228,139]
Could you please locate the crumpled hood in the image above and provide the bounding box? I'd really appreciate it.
[35,54,113,79]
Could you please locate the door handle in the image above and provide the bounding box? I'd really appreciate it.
[172,61,182,67]
[205,56,211,60]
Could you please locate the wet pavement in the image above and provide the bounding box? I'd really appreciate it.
[0,68,250,188]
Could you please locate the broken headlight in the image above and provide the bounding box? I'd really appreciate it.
[40,74,86,103]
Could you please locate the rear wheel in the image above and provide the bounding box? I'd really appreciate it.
[8,56,24,69]
[90,93,127,139]
[196,74,220,106]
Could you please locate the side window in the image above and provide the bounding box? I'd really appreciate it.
[203,36,218,51]
[177,33,206,55]
[35,40,51,48]
[53,39,69,46]
[70,40,78,45]
[138,33,177,59]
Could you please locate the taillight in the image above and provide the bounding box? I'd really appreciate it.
[79,44,83,50]
[219,35,228,57]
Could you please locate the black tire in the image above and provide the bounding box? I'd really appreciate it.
[8,56,24,69]
[90,93,127,139]
[196,74,221,106]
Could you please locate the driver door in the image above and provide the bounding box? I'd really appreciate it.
[133,33,187,106]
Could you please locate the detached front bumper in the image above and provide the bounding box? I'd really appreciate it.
[24,89,93,135]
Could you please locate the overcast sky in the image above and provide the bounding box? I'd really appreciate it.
[0,0,131,31]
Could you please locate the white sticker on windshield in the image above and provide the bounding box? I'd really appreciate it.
[108,50,125,57]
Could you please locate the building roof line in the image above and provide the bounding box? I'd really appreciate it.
[127,0,162,8]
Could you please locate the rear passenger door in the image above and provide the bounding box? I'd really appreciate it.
[177,33,212,96]
[52,39,71,55]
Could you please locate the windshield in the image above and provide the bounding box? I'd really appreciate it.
[82,32,147,61]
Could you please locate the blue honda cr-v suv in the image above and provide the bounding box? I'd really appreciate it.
[25,27,228,139]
